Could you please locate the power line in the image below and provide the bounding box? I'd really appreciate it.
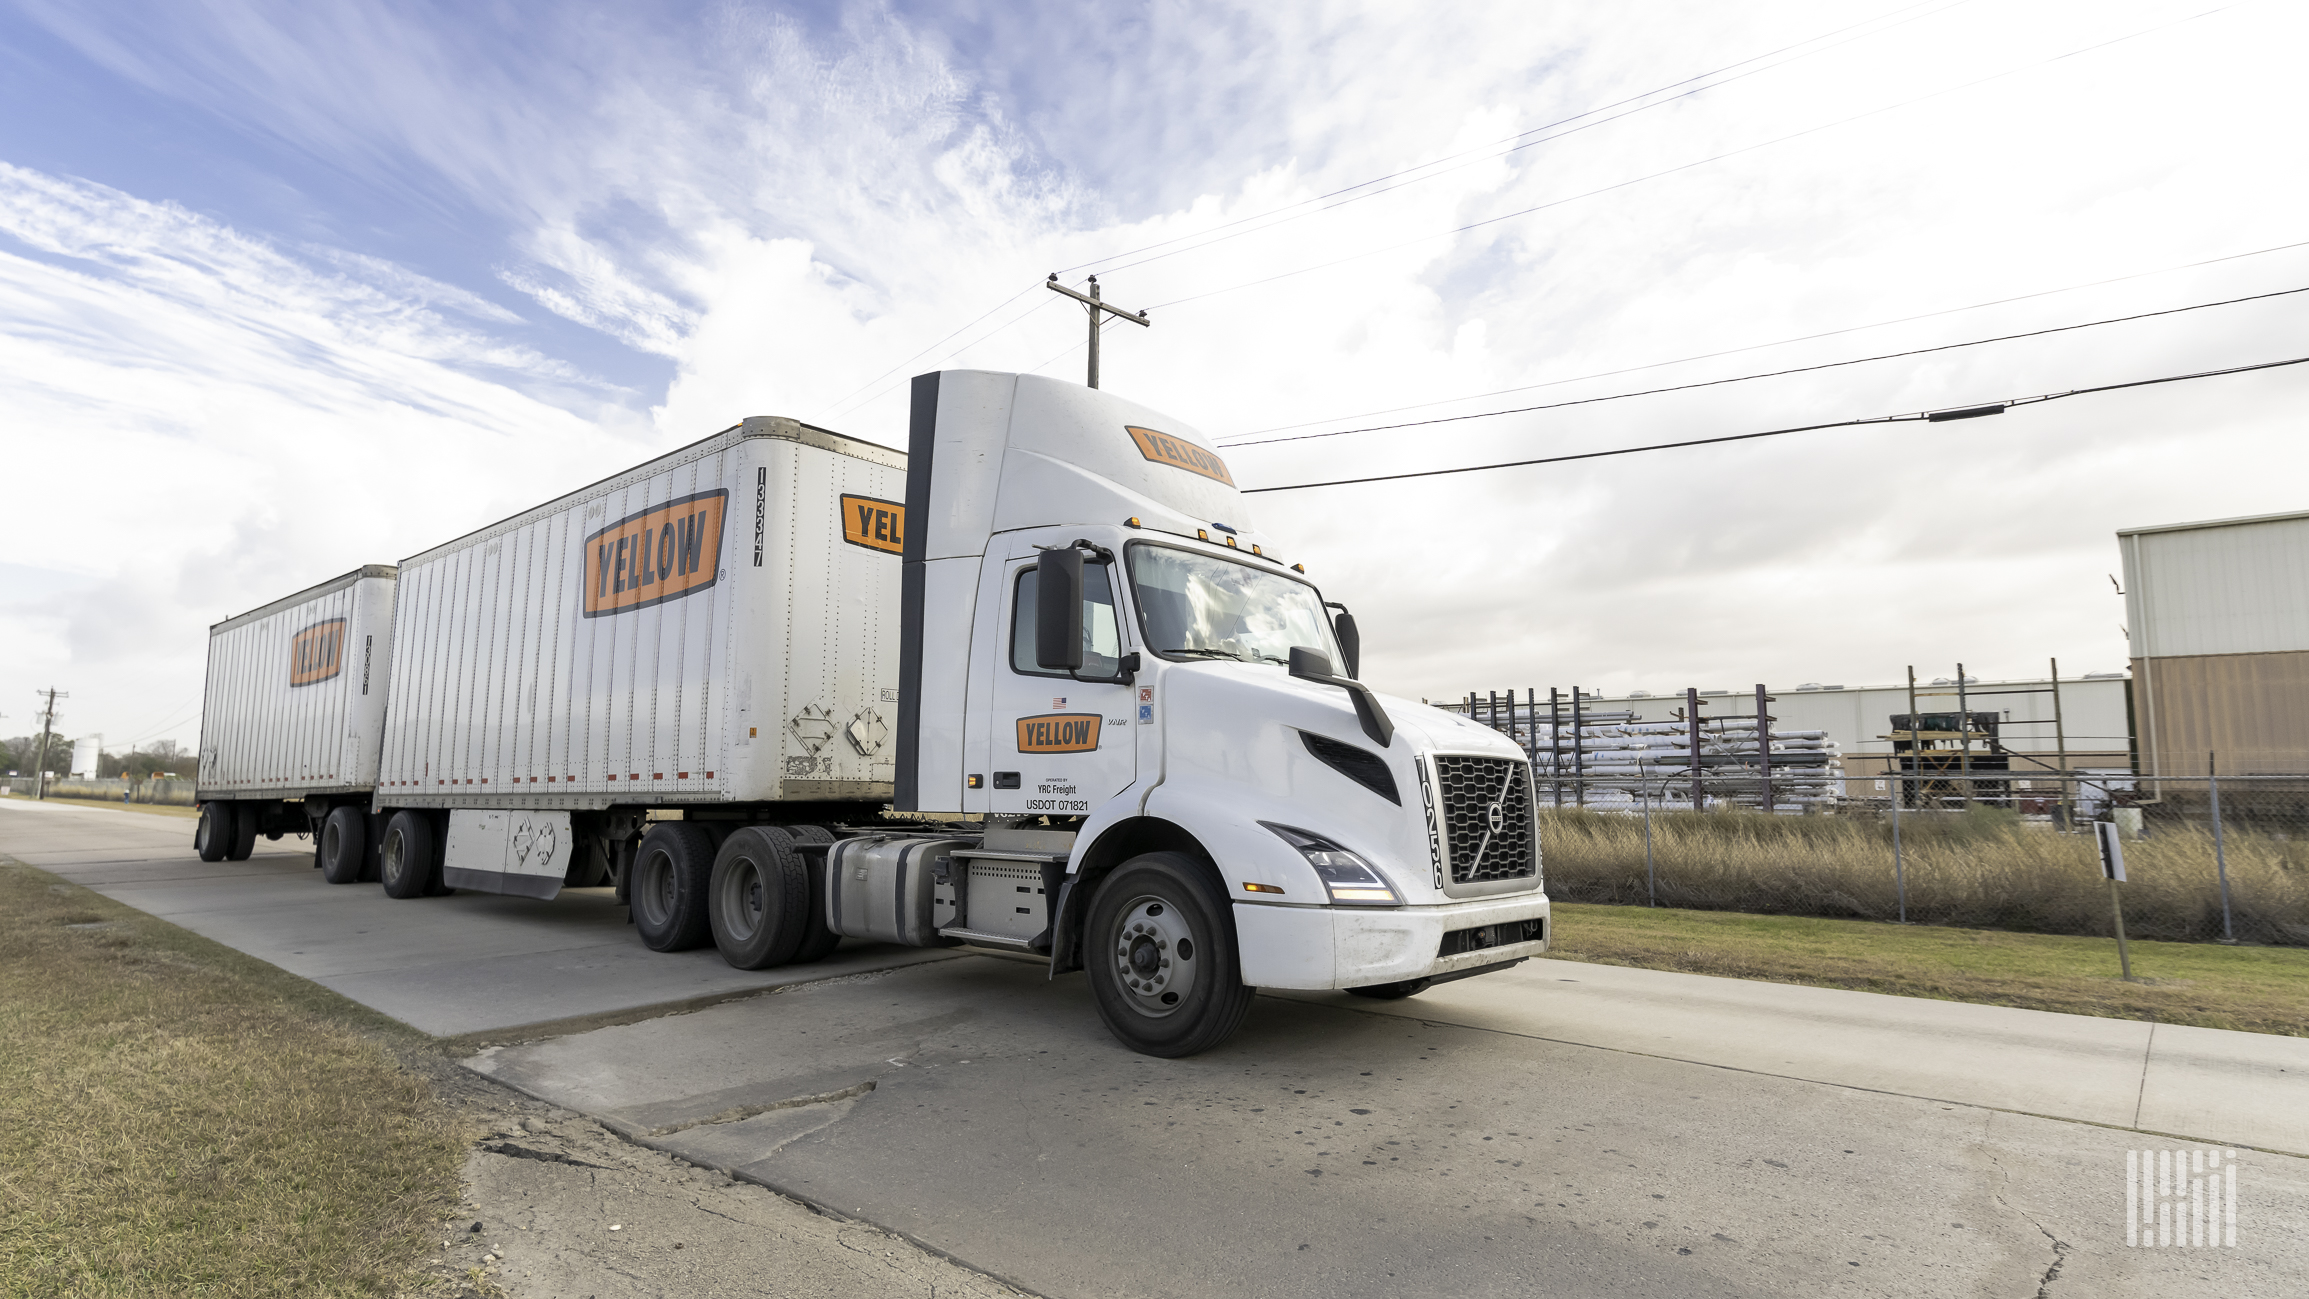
[813,283,1050,423]
[1140,4,2236,316]
[815,1,1962,424]
[1073,1,1968,280]
[1217,282,2309,448]
[1240,353,2309,493]
[1222,236,2309,440]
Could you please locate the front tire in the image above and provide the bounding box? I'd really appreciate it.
[195,803,231,862]
[319,806,367,884]
[708,826,808,969]
[631,823,716,952]
[379,810,437,899]
[1085,852,1255,1058]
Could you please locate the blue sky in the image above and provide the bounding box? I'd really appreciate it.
[4,0,2307,752]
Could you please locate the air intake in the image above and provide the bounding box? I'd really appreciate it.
[1301,731,1400,805]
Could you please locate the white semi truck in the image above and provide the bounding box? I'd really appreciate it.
[196,371,1548,1056]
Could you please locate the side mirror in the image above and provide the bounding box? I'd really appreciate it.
[1035,548,1084,671]
[1329,608,1361,680]
[1286,643,1394,748]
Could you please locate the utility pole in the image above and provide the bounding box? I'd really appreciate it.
[1046,274,1151,389]
[29,688,66,801]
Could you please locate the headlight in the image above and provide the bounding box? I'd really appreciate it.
[1260,822,1402,906]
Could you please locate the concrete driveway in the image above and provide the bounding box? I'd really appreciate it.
[0,796,954,1035]
[9,795,2307,1297]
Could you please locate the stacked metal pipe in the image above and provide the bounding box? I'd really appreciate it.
[1453,702,1844,812]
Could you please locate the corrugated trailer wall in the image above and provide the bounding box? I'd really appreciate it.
[377,419,905,809]
[197,566,397,798]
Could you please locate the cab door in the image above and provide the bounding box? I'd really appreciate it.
[986,548,1138,816]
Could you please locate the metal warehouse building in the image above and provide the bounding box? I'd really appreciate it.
[2121,509,2309,778]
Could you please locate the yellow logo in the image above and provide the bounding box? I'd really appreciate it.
[584,490,727,618]
[840,493,906,554]
[289,618,346,687]
[1125,425,1235,487]
[1016,713,1103,753]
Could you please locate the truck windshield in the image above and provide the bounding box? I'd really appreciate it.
[1127,543,1338,667]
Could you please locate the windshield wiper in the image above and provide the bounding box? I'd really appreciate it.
[1168,648,1247,661]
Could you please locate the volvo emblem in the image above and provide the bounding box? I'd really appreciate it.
[1486,801,1505,834]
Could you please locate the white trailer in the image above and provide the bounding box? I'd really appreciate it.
[214,373,1548,1057]
[368,417,905,905]
[194,565,397,873]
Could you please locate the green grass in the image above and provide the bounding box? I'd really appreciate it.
[0,856,472,1296]
[1549,900,2309,1037]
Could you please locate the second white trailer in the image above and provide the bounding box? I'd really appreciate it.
[194,564,397,870]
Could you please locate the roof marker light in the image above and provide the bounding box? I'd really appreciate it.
[1124,517,1142,528]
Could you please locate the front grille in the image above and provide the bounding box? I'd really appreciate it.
[1433,755,1537,884]
[1438,917,1546,958]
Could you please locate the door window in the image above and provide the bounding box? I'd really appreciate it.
[1010,564,1125,678]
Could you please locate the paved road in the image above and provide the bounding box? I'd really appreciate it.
[10,795,2307,1297]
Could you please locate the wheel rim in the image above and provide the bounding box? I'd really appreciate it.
[381,829,406,885]
[719,857,764,942]
[322,822,341,865]
[1108,893,1198,1018]
[637,850,675,928]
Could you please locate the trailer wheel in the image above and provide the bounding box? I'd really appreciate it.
[708,826,808,968]
[319,806,368,884]
[782,825,843,964]
[195,803,231,862]
[632,823,716,952]
[226,803,259,861]
[1084,852,1255,1058]
[379,810,438,899]
[1346,978,1431,1000]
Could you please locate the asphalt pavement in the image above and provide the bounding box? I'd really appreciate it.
[8,793,2306,1298]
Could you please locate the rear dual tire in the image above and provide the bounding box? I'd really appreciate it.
[708,826,808,968]
[319,806,367,884]
[195,803,231,862]
[379,810,439,899]
[631,823,716,952]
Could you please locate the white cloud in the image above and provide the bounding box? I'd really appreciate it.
[7,0,2309,748]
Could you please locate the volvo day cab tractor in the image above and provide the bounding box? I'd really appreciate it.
[215,369,1548,1057]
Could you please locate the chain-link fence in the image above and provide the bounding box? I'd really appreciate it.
[1535,773,2309,947]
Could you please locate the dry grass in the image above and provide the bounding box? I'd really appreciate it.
[1539,806,2309,946]
[1,796,199,820]
[0,857,473,1297]
[1548,902,2309,1037]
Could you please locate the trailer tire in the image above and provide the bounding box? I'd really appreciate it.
[632,823,716,952]
[1346,978,1431,1000]
[708,826,809,969]
[195,803,231,862]
[1084,852,1255,1058]
[226,803,259,861]
[379,810,438,899]
[319,806,368,884]
[780,826,843,964]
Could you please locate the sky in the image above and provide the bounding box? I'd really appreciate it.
[2,0,2305,753]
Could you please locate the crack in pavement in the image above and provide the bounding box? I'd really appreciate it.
[645,1079,878,1137]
